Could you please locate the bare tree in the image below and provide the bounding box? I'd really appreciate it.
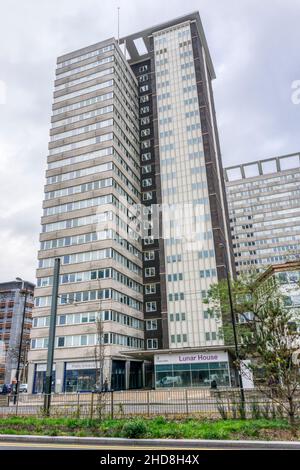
[93,285,108,419]
[7,339,30,381]
[206,269,300,432]
[94,313,105,391]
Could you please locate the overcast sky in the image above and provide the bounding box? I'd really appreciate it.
[0,0,299,283]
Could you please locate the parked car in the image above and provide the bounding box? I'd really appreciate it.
[0,384,12,395]
[19,384,28,393]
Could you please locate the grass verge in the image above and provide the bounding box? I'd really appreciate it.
[0,416,297,440]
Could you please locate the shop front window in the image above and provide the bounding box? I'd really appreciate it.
[33,368,55,394]
[111,360,125,390]
[191,364,210,387]
[64,368,96,392]
[155,361,230,388]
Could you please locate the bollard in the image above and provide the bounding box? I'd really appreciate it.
[185,389,189,416]
[110,390,114,420]
[77,392,80,418]
[90,392,94,420]
[147,390,150,417]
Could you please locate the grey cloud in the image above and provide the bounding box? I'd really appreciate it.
[0,0,299,282]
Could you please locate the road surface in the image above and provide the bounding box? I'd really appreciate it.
[0,436,300,450]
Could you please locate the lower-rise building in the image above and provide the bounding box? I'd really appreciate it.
[0,281,34,385]
[225,152,300,275]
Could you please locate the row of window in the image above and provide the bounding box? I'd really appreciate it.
[31,332,144,350]
[33,310,143,330]
[51,104,113,133]
[42,211,140,244]
[47,160,112,184]
[51,117,113,142]
[49,131,113,156]
[199,269,217,278]
[35,288,142,311]
[37,267,142,293]
[40,229,142,260]
[233,234,300,249]
[44,193,115,217]
[54,66,113,92]
[39,247,141,275]
[57,44,114,69]
[55,55,114,83]
[47,144,113,171]
[169,312,185,321]
[167,273,183,281]
[167,254,182,263]
[53,79,114,105]
[53,90,113,116]
[45,176,113,200]
[170,334,187,344]
[168,293,184,301]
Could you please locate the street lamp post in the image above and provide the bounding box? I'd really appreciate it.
[13,278,29,404]
[219,243,245,405]
[44,257,60,415]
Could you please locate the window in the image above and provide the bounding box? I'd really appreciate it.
[140,95,149,103]
[167,273,183,281]
[145,267,155,277]
[143,191,152,201]
[144,251,155,261]
[141,116,150,125]
[139,74,149,83]
[146,319,157,330]
[200,269,217,278]
[167,254,182,263]
[141,128,150,137]
[145,284,156,294]
[142,178,152,187]
[57,337,65,348]
[147,338,158,349]
[142,165,152,174]
[168,292,184,301]
[140,106,150,114]
[170,312,185,321]
[141,140,151,149]
[140,84,149,93]
[203,310,214,319]
[139,65,148,73]
[146,301,157,312]
[144,236,154,245]
[142,152,151,161]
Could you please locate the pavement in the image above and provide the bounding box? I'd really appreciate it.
[0,434,300,450]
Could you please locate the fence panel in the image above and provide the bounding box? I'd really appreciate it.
[0,388,299,420]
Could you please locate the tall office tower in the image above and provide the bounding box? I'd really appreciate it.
[28,12,234,392]
[0,281,34,385]
[28,40,145,393]
[225,152,300,276]
[122,12,234,388]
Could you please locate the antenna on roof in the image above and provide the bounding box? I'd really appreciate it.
[117,6,120,45]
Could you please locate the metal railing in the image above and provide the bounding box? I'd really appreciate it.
[1,388,298,420]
